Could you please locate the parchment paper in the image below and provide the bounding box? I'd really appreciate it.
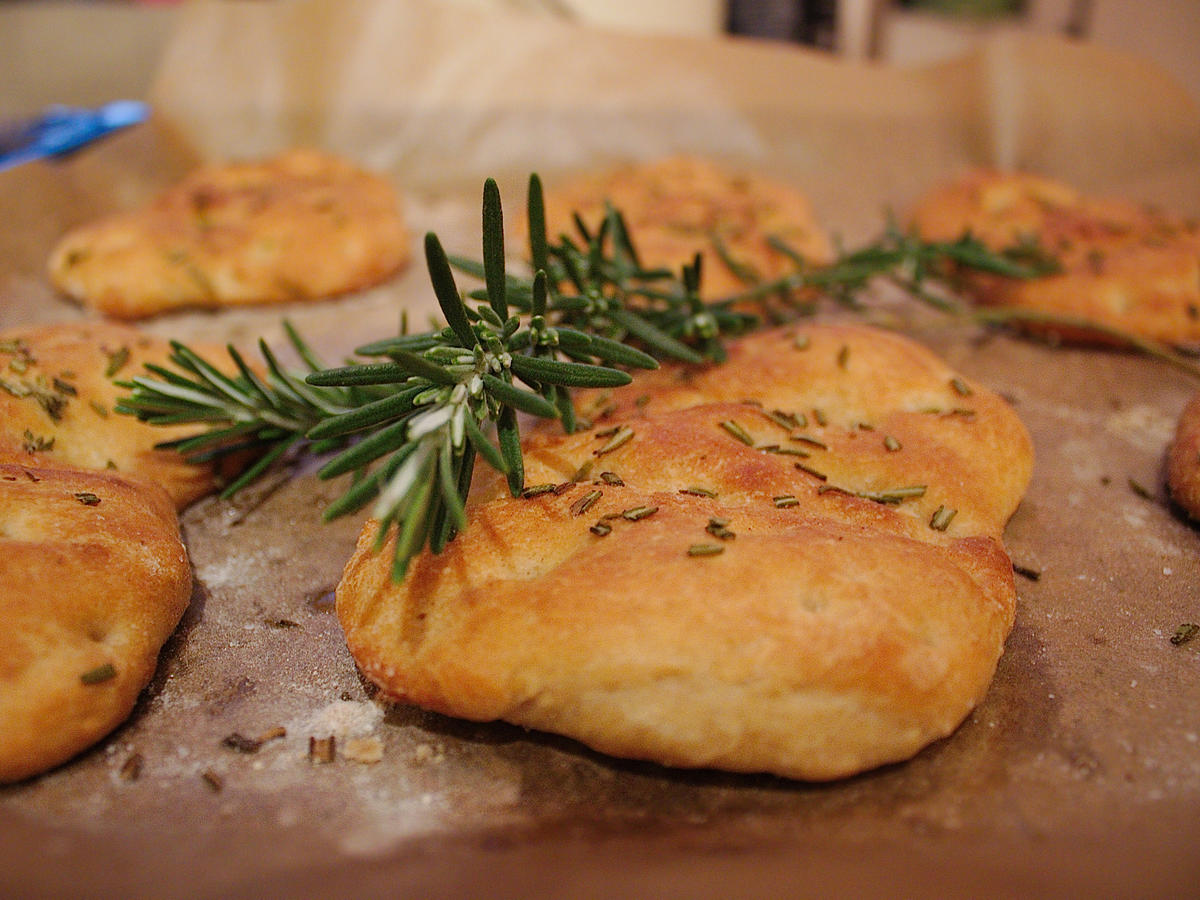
[2,1,1199,896]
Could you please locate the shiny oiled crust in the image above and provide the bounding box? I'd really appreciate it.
[48,148,411,319]
[0,463,191,782]
[0,321,219,509]
[1167,390,1200,520]
[337,324,1033,780]
[535,155,833,299]
[909,169,1200,344]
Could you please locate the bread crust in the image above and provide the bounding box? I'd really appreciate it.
[0,463,191,782]
[48,148,411,319]
[535,155,832,300]
[0,321,219,509]
[1168,390,1200,519]
[337,325,1032,780]
[909,169,1200,344]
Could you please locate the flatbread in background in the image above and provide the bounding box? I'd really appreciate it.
[1168,389,1200,520]
[0,321,220,509]
[0,462,191,783]
[534,155,833,300]
[47,148,412,319]
[338,324,1032,781]
[909,169,1200,345]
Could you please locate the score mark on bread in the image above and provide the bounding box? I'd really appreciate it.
[48,148,412,319]
[336,324,1033,780]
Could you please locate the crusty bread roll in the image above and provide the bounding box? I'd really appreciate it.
[337,324,1032,780]
[0,321,219,509]
[1168,390,1200,519]
[0,463,191,782]
[909,169,1200,344]
[48,148,411,319]
[534,155,832,299]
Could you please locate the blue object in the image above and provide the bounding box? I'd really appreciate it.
[0,100,150,172]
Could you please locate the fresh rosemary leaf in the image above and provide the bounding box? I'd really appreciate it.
[497,406,524,497]
[318,419,414,480]
[462,409,508,472]
[482,178,508,321]
[305,384,426,440]
[509,353,633,389]
[425,231,477,348]
[527,174,550,283]
[481,373,559,418]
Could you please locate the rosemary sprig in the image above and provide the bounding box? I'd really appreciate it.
[120,177,654,579]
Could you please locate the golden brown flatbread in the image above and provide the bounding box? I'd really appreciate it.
[534,155,833,300]
[1168,390,1200,520]
[337,324,1032,780]
[0,321,219,509]
[0,463,191,783]
[909,169,1200,344]
[48,148,411,319]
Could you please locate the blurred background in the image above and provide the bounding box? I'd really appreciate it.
[1,0,1198,113]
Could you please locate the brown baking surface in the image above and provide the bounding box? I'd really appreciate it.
[3,4,1200,895]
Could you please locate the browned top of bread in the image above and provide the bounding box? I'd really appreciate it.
[48,148,412,319]
[0,321,218,509]
[0,463,191,782]
[909,169,1200,344]
[535,155,833,300]
[337,324,1032,781]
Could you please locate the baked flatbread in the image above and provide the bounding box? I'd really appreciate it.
[0,463,191,782]
[48,148,411,319]
[0,321,219,509]
[337,324,1032,780]
[909,169,1200,344]
[1168,390,1200,520]
[535,155,832,300]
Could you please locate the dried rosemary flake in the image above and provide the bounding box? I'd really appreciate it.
[589,521,612,537]
[812,408,828,427]
[621,505,658,521]
[791,434,827,450]
[201,769,224,792]
[119,753,144,782]
[521,483,559,499]
[705,518,735,540]
[634,394,651,409]
[858,485,927,504]
[104,346,131,378]
[950,376,974,397]
[308,735,336,764]
[266,618,300,629]
[80,662,116,685]
[883,435,902,452]
[837,345,850,369]
[598,471,624,486]
[773,495,799,508]
[1128,478,1155,501]
[52,376,77,397]
[794,462,828,482]
[73,491,101,506]
[1170,623,1199,646]
[719,419,755,446]
[89,400,109,418]
[594,425,622,438]
[817,484,854,497]
[679,486,717,498]
[594,425,634,456]
[571,460,595,483]
[793,333,811,350]
[764,445,810,458]
[1013,563,1042,582]
[222,732,263,754]
[929,505,957,531]
[687,543,725,557]
[761,409,801,431]
[569,489,603,516]
[22,430,53,453]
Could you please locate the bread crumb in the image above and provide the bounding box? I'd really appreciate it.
[342,736,384,764]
